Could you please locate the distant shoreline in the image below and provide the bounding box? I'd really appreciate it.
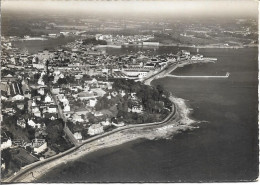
[105,43,257,49]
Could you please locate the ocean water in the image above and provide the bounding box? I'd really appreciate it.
[37,47,258,182]
[12,37,77,54]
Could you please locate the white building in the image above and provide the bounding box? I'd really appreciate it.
[101,119,111,126]
[48,105,57,113]
[128,104,143,113]
[17,119,26,128]
[122,69,149,79]
[32,106,41,117]
[64,104,71,112]
[44,93,53,103]
[74,132,82,141]
[12,94,24,101]
[28,119,41,129]
[33,63,45,69]
[38,87,45,95]
[1,138,12,150]
[143,42,159,46]
[32,139,47,154]
[88,123,104,136]
[89,98,97,107]
[72,114,84,123]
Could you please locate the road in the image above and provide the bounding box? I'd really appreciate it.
[50,92,79,146]
[2,101,177,183]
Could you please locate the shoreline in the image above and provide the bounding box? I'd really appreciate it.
[2,60,205,183]
[6,94,195,183]
[144,59,214,86]
[121,43,257,49]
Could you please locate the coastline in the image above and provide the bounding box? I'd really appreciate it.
[121,43,258,49]
[2,60,206,183]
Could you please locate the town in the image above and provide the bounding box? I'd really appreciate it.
[1,33,216,179]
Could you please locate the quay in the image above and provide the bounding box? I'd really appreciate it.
[166,72,230,78]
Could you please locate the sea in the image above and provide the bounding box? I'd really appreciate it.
[37,46,258,182]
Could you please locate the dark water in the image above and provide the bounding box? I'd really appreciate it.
[12,37,77,54]
[37,47,258,182]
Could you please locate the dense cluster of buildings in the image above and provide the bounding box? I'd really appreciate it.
[1,34,197,176]
[95,34,155,45]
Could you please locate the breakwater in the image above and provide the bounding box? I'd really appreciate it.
[166,72,230,78]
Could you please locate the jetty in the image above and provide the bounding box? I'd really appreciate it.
[166,72,230,78]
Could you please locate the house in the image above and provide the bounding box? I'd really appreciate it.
[34,95,42,101]
[111,91,118,97]
[32,106,41,117]
[128,104,143,114]
[88,123,104,136]
[17,103,25,110]
[12,139,26,147]
[58,94,69,104]
[28,119,42,129]
[120,90,126,97]
[1,158,5,171]
[12,94,24,101]
[38,87,45,95]
[1,137,12,150]
[111,121,125,127]
[51,86,60,94]
[77,91,97,100]
[144,63,156,69]
[130,92,137,100]
[48,105,58,113]
[1,96,8,101]
[72,113,84,123]
[44,93,53,103]
[3,107,16,115]
[64,104,71,112]
[89,98,97,107]
[17,118,26,128]
[94,111,103,117]
[73,132,82,141]
[91,88,106,97]
[107,93,112,100]
[101,118,111,126]
[32,139,47,154]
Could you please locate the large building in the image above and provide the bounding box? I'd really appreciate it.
[122,69,150,79]
[143,42,159,46]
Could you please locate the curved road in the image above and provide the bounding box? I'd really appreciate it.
[3,102,177,183]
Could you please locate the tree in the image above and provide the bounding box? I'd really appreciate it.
[57,78,68,85]
[34,73,41,81]
[1,148,12,174]
[45,119,64,143]
[42,74,49,85]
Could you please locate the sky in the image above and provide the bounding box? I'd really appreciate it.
[1,0,258,18]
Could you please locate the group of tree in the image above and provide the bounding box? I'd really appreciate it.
[109,79,172,124]
[112,79,171,111]
[56,75,76,86]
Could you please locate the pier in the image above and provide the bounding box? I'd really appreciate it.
[166,72,230,78]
